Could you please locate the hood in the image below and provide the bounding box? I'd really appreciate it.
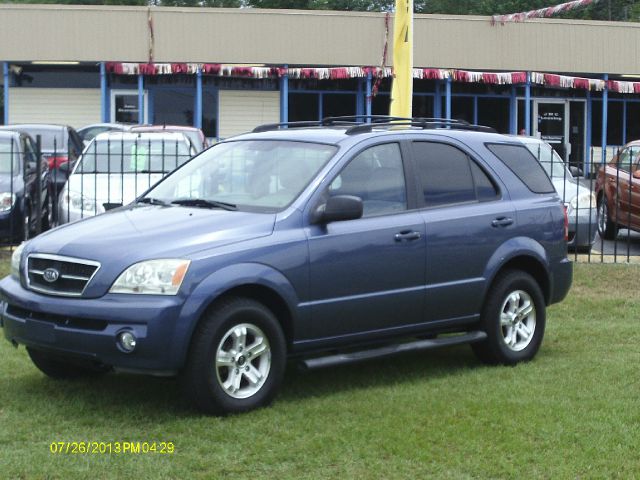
[551,177,590,203]
[66,173,166,206]
[27,204,276,264]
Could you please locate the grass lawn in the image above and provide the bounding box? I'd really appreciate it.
[0,260,639,479]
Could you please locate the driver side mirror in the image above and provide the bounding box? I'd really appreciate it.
[313,195,363,224]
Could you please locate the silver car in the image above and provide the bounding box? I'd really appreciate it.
[515,136,597,253]
[58,131,195,224]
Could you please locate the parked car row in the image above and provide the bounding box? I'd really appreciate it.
[0,122,207,244]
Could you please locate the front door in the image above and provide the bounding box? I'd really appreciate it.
[534,100,569,161]
[305,142,426,343]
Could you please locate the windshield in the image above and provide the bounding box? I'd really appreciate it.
[77,139,192,174]
[145,140,337,211]
[0,141,20,174]
[28,128,66,152]
[521,141,571,179]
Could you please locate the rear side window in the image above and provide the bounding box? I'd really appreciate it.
[412,142,498,207]
[487,143,555,194]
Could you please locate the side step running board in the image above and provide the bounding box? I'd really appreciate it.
[300,331,487,370]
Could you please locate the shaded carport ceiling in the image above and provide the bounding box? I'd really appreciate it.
[1,4,640,75]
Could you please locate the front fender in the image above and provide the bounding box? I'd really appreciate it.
[170,262,301,367]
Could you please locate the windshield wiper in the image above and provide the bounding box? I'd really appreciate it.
[171,198,237,211]
[136,197,170,206]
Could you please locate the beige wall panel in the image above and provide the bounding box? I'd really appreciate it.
[8,88,101,128]
[151,9,385,65]
[218,90,279,139]
[0,5,148,62]
[2,6,640,75]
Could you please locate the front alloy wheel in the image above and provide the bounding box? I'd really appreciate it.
[215,323,271,399]
[181,297,286,415]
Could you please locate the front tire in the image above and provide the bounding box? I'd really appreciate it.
[472,270,546,365]
[27,348,110,379]
[597,196,618,240]
[181,297,286,415]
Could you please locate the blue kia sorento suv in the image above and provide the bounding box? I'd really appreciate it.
[0,118,573,415]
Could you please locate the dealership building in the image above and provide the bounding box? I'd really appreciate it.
[2,4,640,174]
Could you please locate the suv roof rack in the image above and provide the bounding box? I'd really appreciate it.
[252,116,495,135]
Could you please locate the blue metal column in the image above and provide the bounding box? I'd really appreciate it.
[365,71,372,120]
[137,74,144,124]
[100,62,109,123]
[445,77,452,120]
[601,73,608,166]
[356,78,364,118]
[525,72,531,136]
[622,99,627,145]
[434,81,441,118]
[195,67,203,129]
[279,65,289,123]
[585,90,592,177]
[318,93,323,121]
[509,86,517,134]
[473,96,478,125]
[3,62,8,125]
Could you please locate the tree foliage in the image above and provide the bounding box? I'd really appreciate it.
[2,0,639,21]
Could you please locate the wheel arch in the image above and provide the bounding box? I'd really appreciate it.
[492,255,551,305]
[175,263,300,367]
[483,238,552,306]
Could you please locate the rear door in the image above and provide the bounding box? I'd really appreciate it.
[410,140,514,324]
[305,142,426,342]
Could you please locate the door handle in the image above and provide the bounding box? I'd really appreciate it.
[394,231,421,242]
[491,217,514,228]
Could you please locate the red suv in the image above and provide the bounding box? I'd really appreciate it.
[595,140,640,239]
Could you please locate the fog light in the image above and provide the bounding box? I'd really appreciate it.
[117,331,137,353]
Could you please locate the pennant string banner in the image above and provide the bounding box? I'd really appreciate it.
[105,63,636,94]
[491,0,599,25]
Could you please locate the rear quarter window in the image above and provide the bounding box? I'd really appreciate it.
[486,143,555,194]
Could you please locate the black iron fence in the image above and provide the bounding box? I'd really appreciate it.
[0,136,191,248]
[1,134,639,264]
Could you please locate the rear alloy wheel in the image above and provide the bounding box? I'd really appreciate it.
[181,297,286,415]
[597,197,618,240]
[472,270,546,365]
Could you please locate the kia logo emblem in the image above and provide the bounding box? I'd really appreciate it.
[43,268,60,283]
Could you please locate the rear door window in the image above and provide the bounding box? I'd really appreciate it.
[486,143,555,194]
[411,141,498,207]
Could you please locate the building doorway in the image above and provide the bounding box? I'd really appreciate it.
[531,99,586,172]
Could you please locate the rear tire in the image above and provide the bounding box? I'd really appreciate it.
[472,270,546,365]
[27,348,110,379]
[181,297,286,415]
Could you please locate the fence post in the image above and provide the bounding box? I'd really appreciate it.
[35,135,42,235]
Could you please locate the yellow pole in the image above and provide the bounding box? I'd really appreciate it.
[389,0,413,118]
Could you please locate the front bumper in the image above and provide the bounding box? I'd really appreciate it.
[567,209,598,249]
[0,275,188,374]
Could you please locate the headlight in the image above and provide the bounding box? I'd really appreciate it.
[110,259,190,295]
[62,191,102,214]
[11,242,25,280]
[569,192,596,211]
[0,192,16,212]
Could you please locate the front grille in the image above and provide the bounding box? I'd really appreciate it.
[6,304,107,331]
[26,254,100,297]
